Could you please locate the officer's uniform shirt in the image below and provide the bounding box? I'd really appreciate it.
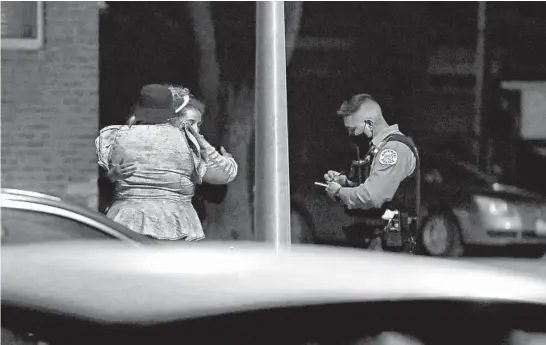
[338,125,416,210]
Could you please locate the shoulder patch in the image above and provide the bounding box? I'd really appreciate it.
[378,149,398,165]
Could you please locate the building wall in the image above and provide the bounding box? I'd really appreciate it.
[1,2,101,209]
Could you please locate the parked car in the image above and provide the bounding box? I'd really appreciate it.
[0,188,155,246]
[291,147,546,258]
[417,152,546,257]
[411,132,546,197]
[2,241,546,345]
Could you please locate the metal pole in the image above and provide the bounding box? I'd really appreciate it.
[473,1,487,169]
[254,1,291,250]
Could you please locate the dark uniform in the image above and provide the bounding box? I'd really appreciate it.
[337,125,421,250]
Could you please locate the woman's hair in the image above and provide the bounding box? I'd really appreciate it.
[165,84,206,116]
[181,97,206,117]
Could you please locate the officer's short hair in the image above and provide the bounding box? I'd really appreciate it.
[337,93,376,117]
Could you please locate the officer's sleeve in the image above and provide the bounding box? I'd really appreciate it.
[338,141,416,210]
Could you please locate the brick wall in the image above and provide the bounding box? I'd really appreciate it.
[1,2,100,209]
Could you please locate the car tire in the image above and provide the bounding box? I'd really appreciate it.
[419,211,464,257]
[290,201,316,244]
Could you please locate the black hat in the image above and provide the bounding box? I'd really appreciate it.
[133,84,176,124]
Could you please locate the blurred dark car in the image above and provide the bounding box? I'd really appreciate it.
[2,241,546,345]
[0,188,155,246]
[291,144,546,258]
[417,152,546,257]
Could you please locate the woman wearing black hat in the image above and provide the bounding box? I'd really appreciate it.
[95,84,238,241]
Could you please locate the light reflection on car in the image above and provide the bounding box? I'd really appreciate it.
[0,188,154,246]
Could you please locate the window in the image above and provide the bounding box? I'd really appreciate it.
[434,160,492,187]
[1,1,44,50]
[1,208,115,245]
[423,155,495,188]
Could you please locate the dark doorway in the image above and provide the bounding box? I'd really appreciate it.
[99,2,199,129]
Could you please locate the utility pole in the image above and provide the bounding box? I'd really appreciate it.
[474,1,488,171]
[254,1,292,251]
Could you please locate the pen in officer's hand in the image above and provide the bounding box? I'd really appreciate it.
[314,182,328,187]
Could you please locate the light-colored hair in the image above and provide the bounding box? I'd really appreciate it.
[164,84,206,116]
[337,93,377,117]
[166,85,191,114]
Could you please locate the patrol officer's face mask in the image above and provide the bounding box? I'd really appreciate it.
[344,115,367,137]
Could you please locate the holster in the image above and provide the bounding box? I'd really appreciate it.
[383,212,416,249]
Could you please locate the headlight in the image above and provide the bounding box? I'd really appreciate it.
[474,196,522,230]
[475,196,517,216]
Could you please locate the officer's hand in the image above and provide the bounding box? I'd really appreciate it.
[325,182,342,201]
[108,159,137,183]
[324,170,348,186]
[324,170,340,182]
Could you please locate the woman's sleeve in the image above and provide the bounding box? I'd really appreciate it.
[95,126,122,171]
[200,135,238,183]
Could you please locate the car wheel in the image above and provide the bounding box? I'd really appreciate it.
[419,212,464,257]
[290,202,316,244]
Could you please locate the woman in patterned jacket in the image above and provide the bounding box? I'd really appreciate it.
[95,84,237,241]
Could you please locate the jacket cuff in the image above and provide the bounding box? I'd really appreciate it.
[338,187,350,204]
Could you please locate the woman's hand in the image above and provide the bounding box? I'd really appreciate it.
[220,146,233,159]
[107,160,137,183]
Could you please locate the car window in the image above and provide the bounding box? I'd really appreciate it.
[451,161,497,186]
[1,208,115,244]
[422,155,493,187]
[439,161,488,186]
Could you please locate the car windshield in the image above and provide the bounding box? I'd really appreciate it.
[453,159,498,185]
[423,154,498,187]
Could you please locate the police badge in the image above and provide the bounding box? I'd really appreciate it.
[378,149,398,165]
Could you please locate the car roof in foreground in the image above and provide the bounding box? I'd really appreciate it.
[461,257,546,276]
[1,188,64,202]
[0,189,154,244]
[1,189,101,216]
[3,241,546,325]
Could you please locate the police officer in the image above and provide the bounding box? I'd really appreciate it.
[324,94,420,251]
